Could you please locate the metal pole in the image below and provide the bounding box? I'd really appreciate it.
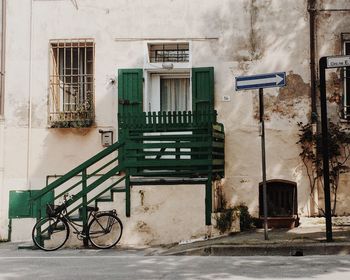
[319,57,333,242]
[259,88,269,240]
[82,169,89,247]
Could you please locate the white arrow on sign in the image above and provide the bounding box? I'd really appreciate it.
[235,72,286,91]
[237,74,284,88]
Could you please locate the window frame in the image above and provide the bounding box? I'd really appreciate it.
[148,43,190,63]
[48,39,95,128]
[143,41,192,113]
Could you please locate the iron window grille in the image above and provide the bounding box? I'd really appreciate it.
[148,43,189,63]
[49,39,94,128]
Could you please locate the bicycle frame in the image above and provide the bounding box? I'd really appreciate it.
[56,205,96,239]
[53,202,118,239]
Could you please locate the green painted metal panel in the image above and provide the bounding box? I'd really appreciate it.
[9,191,31,218]
[192,67,214,112]
[9,190,53,218]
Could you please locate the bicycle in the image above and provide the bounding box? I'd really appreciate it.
[32,194,123,251]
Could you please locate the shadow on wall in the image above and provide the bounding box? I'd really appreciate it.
[197,1,313,217]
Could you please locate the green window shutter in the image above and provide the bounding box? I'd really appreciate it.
[118,69,143,115]
[192,67,214,112]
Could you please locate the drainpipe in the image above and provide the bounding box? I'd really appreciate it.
[26,0,33,188]
[1,0,7,240]
[0,0,5,115]
[308,0,317,123]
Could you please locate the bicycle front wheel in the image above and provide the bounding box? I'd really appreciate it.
[32,216,69,251]
[88,213,123,249]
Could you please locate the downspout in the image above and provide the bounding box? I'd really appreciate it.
[0,0,8,241]
[308,0,319,217]
[0,0,5,115]
[26,0,33,188]
[308,0,317,123]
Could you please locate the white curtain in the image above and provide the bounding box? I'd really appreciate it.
[160,78,190,112]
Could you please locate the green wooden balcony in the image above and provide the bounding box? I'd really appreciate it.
[118,110,225,179]
[26,110,224,247]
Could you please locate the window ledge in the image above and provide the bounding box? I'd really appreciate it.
[49,119,94,128]
[49,111,94,128]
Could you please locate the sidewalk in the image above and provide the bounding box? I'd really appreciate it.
[156,217,350,256]
[3,217,350,256]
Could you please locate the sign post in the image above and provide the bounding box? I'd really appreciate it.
[235,72,286,240]
[259,88,269,240]
[318,55,350,242]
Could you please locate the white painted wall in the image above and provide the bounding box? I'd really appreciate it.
[1,0,350,244]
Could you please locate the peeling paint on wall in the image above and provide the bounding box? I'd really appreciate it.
[253,73,310,120]
[326,71,342,104]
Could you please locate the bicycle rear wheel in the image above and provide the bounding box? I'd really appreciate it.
[32,216,69,251]
[88,213,123,249]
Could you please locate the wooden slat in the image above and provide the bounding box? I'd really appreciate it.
[125,141,211,149]
[125,159,211,167]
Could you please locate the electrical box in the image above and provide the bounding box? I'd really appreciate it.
[9,190,54,218]
[9,191,31,218]
[99,130,113,147]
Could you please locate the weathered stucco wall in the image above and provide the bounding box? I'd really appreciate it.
[1,0,349,244]
[312,0,350,216]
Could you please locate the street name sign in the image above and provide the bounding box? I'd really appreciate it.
[235,72,286,91]
[326,56,350,68]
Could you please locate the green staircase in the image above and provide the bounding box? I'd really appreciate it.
[31,140,126,245]
[31,110,225,245]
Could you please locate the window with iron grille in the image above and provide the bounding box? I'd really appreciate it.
[49,39,94,127]
[148,43,189,63]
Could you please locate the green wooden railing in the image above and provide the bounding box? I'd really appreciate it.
[119,110,224,179]
[119,110,218,130]
[31,141,125,244]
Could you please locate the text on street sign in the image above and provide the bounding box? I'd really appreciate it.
[327,56,350,68]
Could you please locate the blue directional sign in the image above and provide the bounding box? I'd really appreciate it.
[235,72,286,91]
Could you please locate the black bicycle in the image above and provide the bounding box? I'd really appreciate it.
[32,194,123,251]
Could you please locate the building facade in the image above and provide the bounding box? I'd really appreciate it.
[0,0,350,245]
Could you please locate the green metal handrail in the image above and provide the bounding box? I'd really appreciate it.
[31,141,126,246]
[31,141,124,203]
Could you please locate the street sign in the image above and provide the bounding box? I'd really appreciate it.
[326,56,350,68]
[235,72,286,91]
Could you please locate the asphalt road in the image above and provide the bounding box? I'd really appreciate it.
[1,246,350,279]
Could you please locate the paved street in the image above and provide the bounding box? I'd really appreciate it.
[1,245,350,280]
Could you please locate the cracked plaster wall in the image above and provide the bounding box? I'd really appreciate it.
[2,0,349,243]
[312,0,350,215]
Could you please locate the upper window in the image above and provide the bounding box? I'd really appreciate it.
[49,39,94,128]
[148,43,189,63]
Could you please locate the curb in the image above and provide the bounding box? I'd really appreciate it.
[163,242,350,256]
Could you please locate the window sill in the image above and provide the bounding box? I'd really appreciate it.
[49,119,94,128]
[49,111,94,128]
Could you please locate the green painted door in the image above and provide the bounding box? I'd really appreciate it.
[118,69,143,115]
[192,67,214,112]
